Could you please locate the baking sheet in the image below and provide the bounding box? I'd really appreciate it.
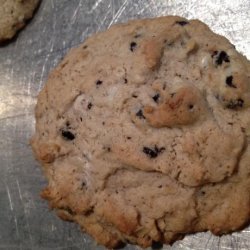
[0,0,250,249]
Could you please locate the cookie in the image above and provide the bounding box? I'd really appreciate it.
[0,0,40,42]
[31,16,250,248]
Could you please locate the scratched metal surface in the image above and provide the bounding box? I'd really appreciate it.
[0,0,250,249]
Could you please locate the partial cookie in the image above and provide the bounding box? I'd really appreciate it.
[0,0,40,42]
[31,16,250,248]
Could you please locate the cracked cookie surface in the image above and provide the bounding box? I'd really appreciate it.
[31,16,250,248]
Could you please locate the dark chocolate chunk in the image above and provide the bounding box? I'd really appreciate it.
[152,93,160,103]
[96,80,103,85]
[61,130,75,140]
[143,145,165,159]
[226,76,236,88]
[87,102,93,109]
[176,20,189,26]
[136,109,145,119]
[127,136,131,140]
[66,121,70,127]
[132,94,138,98]
[213,51,230,65]
[130,41,137,52]
[124,78,128,84]
[226,98,244,109]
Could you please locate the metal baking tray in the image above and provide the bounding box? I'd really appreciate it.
[0,0,249,249]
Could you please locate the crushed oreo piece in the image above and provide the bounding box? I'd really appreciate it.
[130,41,137,52]
[61,130,75,140]
[176,20,189,26]
[136,109,145,119]
[87,102,93,110]
[226,98,244,109]
[143,147,157,158]
[226,76,236,88]
[96,80,103,85]
[152,93,160,103]
[143,146,165,159]
[213,50,230,65]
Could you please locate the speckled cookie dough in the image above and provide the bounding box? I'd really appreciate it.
[31,16,250,248]
[0,0,40,42]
